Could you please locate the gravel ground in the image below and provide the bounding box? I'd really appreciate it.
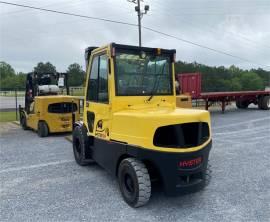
[0,107,270,222]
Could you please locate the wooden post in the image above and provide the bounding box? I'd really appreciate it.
[221,100,226,113]
[205,99,209,110]
[15,89,18,120]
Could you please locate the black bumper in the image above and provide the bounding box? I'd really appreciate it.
[127,141,212,196]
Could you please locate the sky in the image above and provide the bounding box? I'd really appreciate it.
[0,0,270,73]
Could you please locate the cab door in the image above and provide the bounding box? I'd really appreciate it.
[84,51,111,140]
[27,101,39,130]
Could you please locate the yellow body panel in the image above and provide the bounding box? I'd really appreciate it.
[83,44,212,153]
[111,106,211,152]
[26,95,80,133]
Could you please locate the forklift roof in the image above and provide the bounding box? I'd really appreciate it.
[84,43,176,62]
[111,43,176,55]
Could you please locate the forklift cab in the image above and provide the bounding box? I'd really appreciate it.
[20,71,80,137]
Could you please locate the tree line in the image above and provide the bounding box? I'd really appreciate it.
[175,61,270,92]
[0,60,269,92]
[0,61,85,90]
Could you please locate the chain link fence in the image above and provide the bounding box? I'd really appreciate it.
[0,87,85,122]
[0,89,24,121]
[0,87,223,122]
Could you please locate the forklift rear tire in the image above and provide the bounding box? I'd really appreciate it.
[118,158,151,208]
[72,126,93,166]
[20,113,28,130]
[37,121,49,137]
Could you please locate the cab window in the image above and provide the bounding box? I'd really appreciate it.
[29,101,35,114]
[48,103,77,113]
[87,54,108,103]
[87,56,99,101]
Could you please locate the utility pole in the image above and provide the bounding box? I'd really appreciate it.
[128,0,149,47]
[137,0,142,47]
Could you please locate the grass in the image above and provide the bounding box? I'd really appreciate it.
[0,112,17,122]
[0,91,25,97]
[70,88,84,96]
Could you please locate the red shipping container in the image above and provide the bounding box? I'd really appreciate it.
[177,73,202,99]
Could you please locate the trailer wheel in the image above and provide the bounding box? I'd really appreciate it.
[236,100,249,109]
[37,121,49,137]
[118,158,151,208]
[258,97,263,109]
[20,113,28,130]
[260,96,270,110]
[72,125,93,166]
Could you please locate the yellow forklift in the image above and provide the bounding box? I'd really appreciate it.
[72,43,212,207]
[19,72,80,137]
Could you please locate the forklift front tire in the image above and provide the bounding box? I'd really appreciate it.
[118,158,151,208]
[20,113,28,130]
[37,121,49,137]
[72,125,93,166]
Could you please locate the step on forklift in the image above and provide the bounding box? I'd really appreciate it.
[19,71,80,137]
[72,43,212,207]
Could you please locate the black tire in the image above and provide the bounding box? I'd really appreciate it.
[37,121,49,137]
[20,113,28,130]
[72,125,93,166]
[258,97,263,109]
[236,100,249,109]
[118,158,151,208]
[260,96,270,110]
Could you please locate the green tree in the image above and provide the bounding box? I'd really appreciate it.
[230,77,242,91]
[33,62,56,73]
[175,61,268,92]
[0,62,16,89]
[250,68,270,88]
[0,72,26,89]
[0,61,15,79]
[238,72,263,91]
[15,72,27,89]
[66,63,85,86]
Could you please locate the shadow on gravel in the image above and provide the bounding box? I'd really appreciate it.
[18,127,72,138]
[79,156,214,210]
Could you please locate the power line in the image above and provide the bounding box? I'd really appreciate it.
[143,26,270,68]
[0,1,269,69]
[0,1,138,27]
[0,0,78,16]
[148,6,270,50]
[151,0,270,11]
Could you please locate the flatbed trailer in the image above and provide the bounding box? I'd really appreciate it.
[177,73,270,112]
